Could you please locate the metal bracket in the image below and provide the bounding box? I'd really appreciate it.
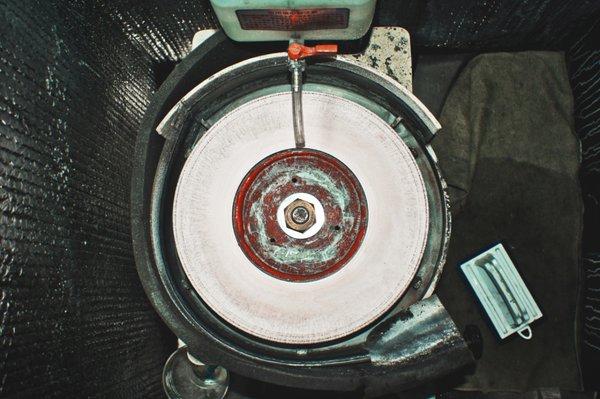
[343,27,413,92]
[191,29,219,52]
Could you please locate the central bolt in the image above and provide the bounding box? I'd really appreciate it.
[291,206,309,224]
[284,198,316,233]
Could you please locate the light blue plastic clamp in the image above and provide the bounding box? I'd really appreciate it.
[461,244,542,340]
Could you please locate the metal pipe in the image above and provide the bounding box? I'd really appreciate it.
[290,60,306,148]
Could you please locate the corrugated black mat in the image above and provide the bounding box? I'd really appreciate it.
[0,1,173,397]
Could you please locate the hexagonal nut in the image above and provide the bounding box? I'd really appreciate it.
[284,199,316,233]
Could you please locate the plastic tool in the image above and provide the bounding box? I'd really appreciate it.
[461,244,542,340]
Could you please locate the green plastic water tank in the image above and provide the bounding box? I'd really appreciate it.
[210,0,376,42]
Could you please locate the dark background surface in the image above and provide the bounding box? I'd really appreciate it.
[0,0,599,397]
[429,51,582,390]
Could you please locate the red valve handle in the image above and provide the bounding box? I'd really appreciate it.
[287,43,338,61]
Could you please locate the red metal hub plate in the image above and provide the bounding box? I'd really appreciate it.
[233,149,368,282]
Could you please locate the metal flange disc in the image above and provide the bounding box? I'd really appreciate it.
[232,148,368,282]
[173,92,429,344]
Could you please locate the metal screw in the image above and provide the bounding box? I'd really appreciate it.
[291,206,309,224]
[412,276,422,290]
[284,199,316,233]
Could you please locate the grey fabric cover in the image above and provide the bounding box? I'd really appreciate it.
[433,52,583,391]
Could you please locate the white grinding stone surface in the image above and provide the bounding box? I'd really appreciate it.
[173,92,429,344]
